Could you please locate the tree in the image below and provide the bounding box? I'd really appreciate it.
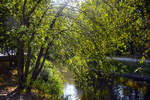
[1,0,69,93]
[60,0,150,99]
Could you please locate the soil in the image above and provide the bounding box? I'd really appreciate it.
[0,63,45,100]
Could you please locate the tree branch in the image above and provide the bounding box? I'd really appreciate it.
[22,0,27,17]
[49,4,67,29]
[31,45,44,80]
[24,7,49,80]
[35,42,53,80]
[27,0,42,17]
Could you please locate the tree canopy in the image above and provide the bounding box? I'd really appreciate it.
[1,0,150,99]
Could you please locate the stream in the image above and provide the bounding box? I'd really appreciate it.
[61,70,146,100]
[60,56,149,100]
[62,71,81,100]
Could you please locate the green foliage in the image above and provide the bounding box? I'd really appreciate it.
[33,64,63,100]
[58,0,150,99]
[1,0,150,99]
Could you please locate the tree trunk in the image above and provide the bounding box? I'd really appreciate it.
[145,84,150,100]
[26,45,44,92]
[31,45,44,81]
[6,50,13,68]
[16,40,25,90]
[24,46,31,82]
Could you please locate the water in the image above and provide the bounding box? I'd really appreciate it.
[63,83,80,100]
[61,69,146,100]
[114,85,144,100]
[62,70,81,100]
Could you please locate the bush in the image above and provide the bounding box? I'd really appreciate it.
[32,60,63,100]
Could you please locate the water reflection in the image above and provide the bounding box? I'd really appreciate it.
[61,70,81,100]
[61,69,146,100]
[114,85,144,100]
[63,83,80,100]
[114,85,124,99]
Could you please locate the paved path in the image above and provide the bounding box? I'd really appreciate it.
[0,53,150,63]
[106,57,150,63]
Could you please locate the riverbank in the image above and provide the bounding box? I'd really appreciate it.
[0,64,56,100]
[0,67,39,100]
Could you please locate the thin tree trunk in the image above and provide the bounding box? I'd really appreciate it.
[26,4,67,92]
[24,46,31,80]
[17,41,25,90]
[6,49,13,68]
[26,45,44,92]
[31,45,44,80]
[34,42,52,80]
[24,7,49,82]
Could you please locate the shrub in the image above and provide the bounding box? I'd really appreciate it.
[32,60,63,100]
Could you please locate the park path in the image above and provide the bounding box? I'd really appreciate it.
[106,57,150,63]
